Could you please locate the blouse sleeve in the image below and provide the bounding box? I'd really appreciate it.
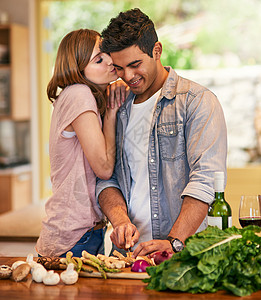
[54,84,100,134]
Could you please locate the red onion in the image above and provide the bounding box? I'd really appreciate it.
[150,251,173,265]
[131,260,150,272]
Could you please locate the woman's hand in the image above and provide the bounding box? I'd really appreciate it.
[106,79,130,109]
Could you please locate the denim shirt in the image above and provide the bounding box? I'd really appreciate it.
[96,67,227,240]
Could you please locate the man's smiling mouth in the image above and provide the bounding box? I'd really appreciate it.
[129,78,142,87]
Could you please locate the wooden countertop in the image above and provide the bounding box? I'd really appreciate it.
[0,257,261,300]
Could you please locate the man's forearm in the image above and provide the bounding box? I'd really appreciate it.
[98,187,131,228]
[168,196,208,243]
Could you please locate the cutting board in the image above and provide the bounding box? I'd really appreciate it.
[79,267,149,279]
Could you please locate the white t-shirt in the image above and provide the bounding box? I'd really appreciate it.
[124,90,161,248]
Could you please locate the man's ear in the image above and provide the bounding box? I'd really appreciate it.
[153,42,163,60]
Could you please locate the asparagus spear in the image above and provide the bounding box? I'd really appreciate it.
[82,258,107,279]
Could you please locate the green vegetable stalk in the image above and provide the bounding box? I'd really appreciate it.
[81,250,122,275]
[82,258,107,279]
[65,251,92,273]
[144,225,261,297]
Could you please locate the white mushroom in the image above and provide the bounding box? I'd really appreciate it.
[11,261,26,270]
[60,263,78,285]
[26,253,34,264]
[26,253,38,272]
[43,270,60,285]
[30,262,43,275]
[32,264,47,283]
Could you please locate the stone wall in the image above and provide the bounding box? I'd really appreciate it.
[177,66,261,167]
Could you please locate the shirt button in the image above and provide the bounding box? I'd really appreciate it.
[150,159,154,163]
[152,186,156,190]
[153,214,158,218]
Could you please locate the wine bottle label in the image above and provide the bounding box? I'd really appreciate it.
[208,216,222,229]
[208,216,232,230]
[228,216,232,228]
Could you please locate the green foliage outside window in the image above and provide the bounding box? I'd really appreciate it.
[47,0,261,69]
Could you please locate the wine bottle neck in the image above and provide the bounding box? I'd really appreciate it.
[215,191,225,201]
[214,171,224,192]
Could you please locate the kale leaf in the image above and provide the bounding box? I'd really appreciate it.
[144,225,261,296]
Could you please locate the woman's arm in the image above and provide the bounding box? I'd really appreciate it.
[71,106,117,180]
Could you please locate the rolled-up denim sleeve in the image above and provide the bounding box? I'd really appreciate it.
[181,89,227,204]
[96,171,120,206]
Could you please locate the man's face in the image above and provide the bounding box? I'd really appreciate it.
[110,45,158,99]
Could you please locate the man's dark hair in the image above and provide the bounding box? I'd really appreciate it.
[101,8,158,58]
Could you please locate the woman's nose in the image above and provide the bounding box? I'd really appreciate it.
[105,54,113,65]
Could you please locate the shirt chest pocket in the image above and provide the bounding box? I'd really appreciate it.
[157,122,185,161]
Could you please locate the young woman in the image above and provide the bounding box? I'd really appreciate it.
[36,29,124,257]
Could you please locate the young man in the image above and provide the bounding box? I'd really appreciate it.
[97,8,227,257]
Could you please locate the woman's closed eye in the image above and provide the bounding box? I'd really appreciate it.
[96,57,103,64]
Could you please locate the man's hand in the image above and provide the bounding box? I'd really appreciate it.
[110,223,140,250]
[106,79,130,108]
[98,188,138,250]
[132,239,173,258]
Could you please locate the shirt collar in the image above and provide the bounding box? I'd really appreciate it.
[160,66,178,100]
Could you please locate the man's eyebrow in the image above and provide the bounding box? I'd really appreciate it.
[113,60,142,68]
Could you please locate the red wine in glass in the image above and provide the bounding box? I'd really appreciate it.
[239,195,261,228]
[239,216,261,228]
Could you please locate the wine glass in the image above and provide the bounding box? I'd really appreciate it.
[239,195,261,227]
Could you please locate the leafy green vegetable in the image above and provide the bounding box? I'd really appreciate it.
[144,225,261,296]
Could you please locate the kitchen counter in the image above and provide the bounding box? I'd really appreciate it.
[0,164,31,175]
[1,257,261,300]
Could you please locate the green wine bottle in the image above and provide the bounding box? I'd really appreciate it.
[208,171,232,230]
